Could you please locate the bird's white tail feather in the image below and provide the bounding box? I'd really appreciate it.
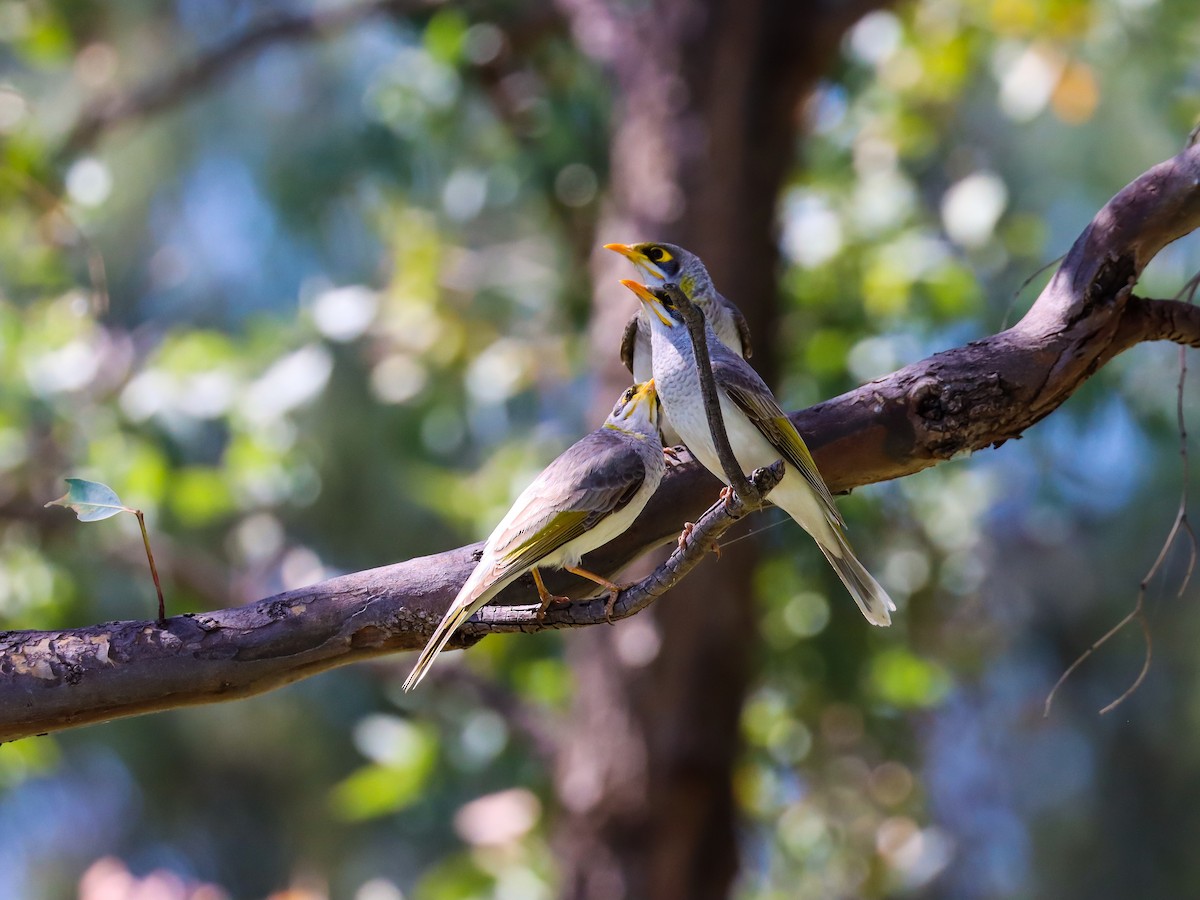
[402,567,505,691]
[771,481,895,627]
[817,530,895,627]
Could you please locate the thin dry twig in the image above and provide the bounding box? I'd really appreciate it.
[1045,271,1200,717]
[133,509,167,625]
[1002,254,1066,330]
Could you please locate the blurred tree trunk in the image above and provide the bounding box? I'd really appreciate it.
[554,1,890,897]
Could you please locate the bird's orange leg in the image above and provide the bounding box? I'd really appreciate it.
[532,568,571,621]
[566,565,625,624]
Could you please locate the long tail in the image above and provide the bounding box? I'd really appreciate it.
[403,571,503,691]
[817,528,895,627]
[772,481,895,626]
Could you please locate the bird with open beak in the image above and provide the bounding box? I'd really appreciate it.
[620,279,895,627]
[605,242,753,446]
[404,380,666,690]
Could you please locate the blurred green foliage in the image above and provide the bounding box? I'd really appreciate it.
[0,1,1198,899]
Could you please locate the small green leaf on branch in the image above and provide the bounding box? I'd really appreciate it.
[45,477,131,522]
[45,477,167,624]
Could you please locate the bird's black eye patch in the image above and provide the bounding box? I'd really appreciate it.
[645,245,674,265]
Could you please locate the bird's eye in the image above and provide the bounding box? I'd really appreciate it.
[646,246,672,264]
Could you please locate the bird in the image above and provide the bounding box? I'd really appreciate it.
[604,242,753,446]
[403,380,666,690]
[619,279,895,627]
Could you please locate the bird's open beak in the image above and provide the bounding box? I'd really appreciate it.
[634,378,657,404]
[638,381,667,422]
[604,242,669,281]
[620,279,674,327]
[635,379,661,421]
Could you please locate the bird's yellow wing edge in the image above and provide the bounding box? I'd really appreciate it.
[499,509,593,574]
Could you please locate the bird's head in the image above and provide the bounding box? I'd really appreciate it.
[608,379,661,434]
[618,278,687,330]
[604,241,711,300]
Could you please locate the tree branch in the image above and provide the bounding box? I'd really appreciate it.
[61,0,427,155]
[1108,295,1200,357]
[3,145,1200,741]
[662,282,762,506]
[0,462,783,742]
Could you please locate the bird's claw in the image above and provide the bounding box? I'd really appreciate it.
[677,521,695,550]
[604,589,620,625]
[536,593,572,621]
[663,445,684,465]
[719,485,735,509]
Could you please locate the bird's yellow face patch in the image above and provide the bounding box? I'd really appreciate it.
[612,383,638,415]
[607,379,660,435]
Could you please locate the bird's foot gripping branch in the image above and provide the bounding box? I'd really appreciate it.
[472,459,785,632]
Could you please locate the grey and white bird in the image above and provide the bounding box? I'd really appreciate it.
[604,240,752,389]
[403,380,666,690]
[620,280,894,627]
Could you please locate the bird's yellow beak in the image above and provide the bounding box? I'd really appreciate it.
[633,378,657,404]
[619,279,674,327]
[633,379,660,422]
[604,242,668,280]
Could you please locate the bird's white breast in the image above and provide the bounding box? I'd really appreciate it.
[650,326,837,545]
[651,329,774,473]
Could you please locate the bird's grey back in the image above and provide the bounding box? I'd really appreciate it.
[487,426,659,564]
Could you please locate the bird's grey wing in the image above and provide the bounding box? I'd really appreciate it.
[711,351,844,528]
[619,313,641,375]
[490,430,649,573]
[720,293,754,359]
